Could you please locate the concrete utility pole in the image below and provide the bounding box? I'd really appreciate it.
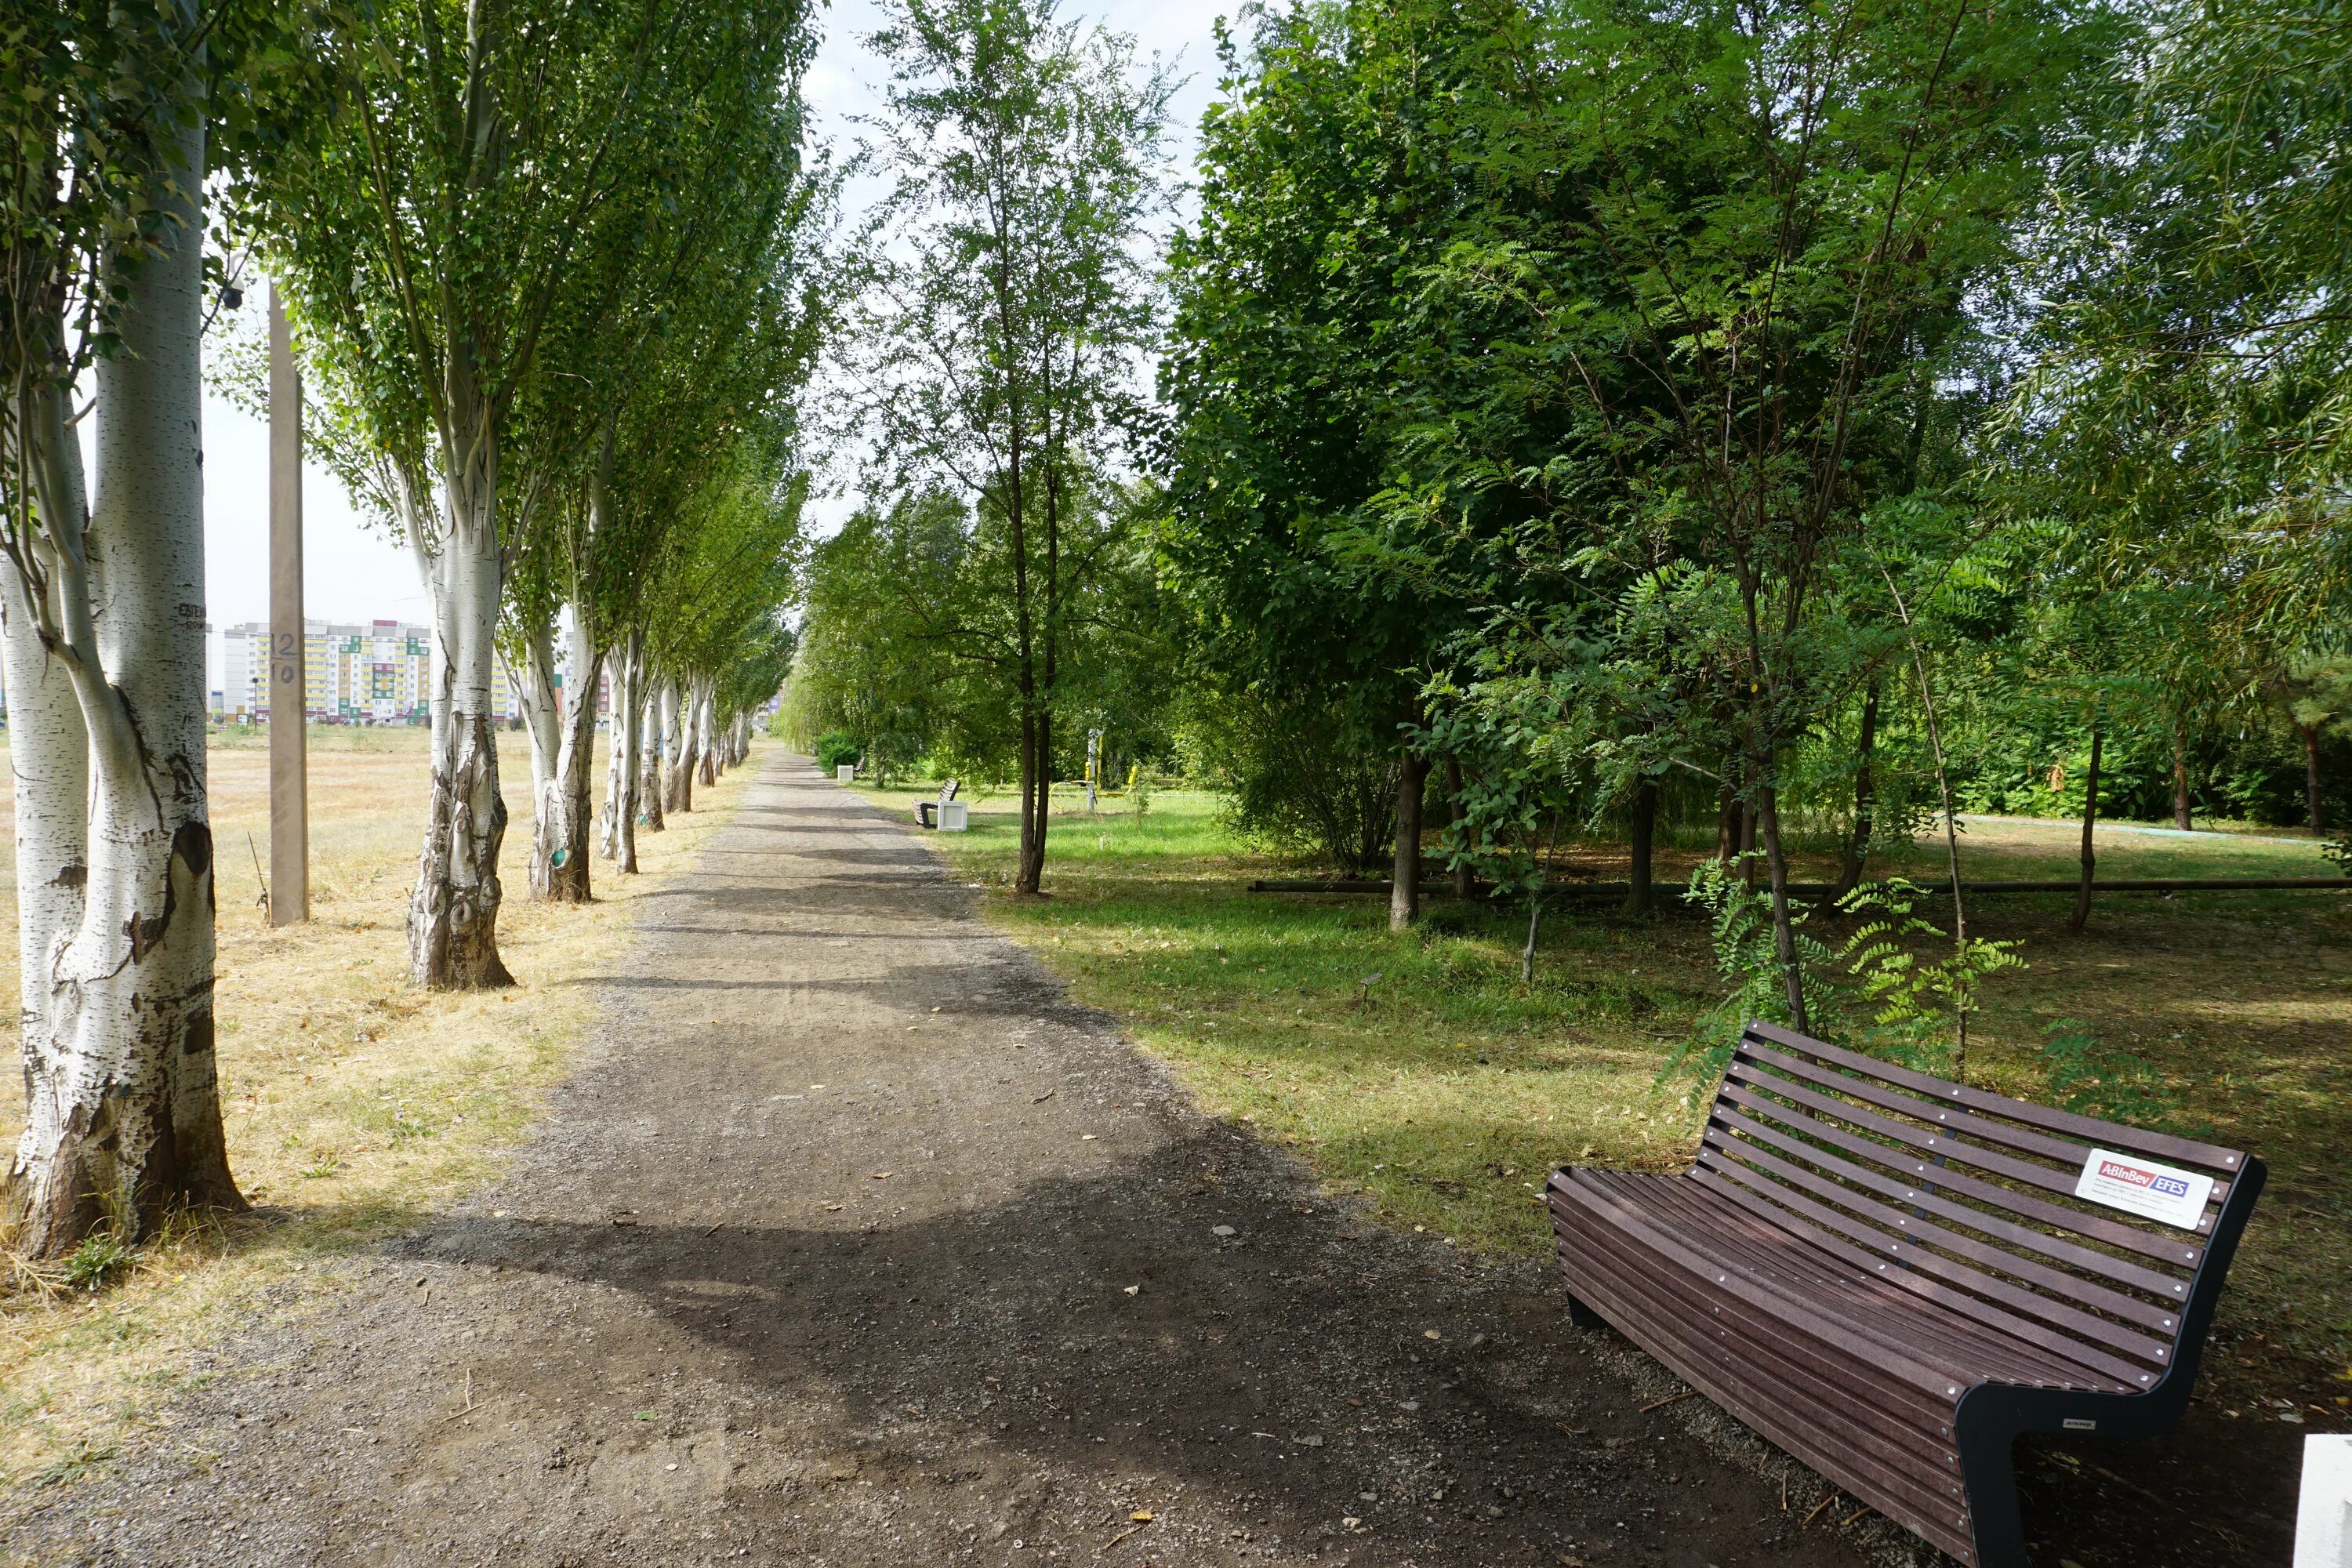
[268,285,309,925]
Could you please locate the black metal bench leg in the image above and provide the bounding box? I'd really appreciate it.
[1955,1400,2027,1568]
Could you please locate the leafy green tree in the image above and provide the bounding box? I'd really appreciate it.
[2016,0,2352,637]
[855,0,1171,893]
[1351,0,2103,1023]
[2273,656,2352,833]
[1159,0,1483,925]
[244,0,816,985]
[784,497,964,782]
[786,480,1174,792]
[501,97,827,896]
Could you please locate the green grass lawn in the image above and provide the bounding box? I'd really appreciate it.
[855,778,2352,1425]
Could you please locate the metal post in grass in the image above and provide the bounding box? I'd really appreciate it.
[268,284,309,925]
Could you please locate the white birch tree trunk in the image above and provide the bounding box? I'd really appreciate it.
[408,430,513,987]
[649,677,677,822]
[607,658,635,865]
[600,634,643,869]
[719,709,742,771]
[6,120,241,1254]
[665,677,699,814]
[640,673,668,833]
[2,400,95,1252]
[516,621,562,878]
[514,608,597,902]
[695,680,717,787]
[535,601,599,900]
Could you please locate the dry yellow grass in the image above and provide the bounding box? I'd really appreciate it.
[0,727,759,1487]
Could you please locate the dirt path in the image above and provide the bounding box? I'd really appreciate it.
[7,754,1878,1568]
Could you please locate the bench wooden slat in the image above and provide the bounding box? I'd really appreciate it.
[1709,1099,2199,1301]
[1573,1168,2139,1399]
[1549,1020,2267,1568]
[1563,1171,1982,1399]
[1693,1149,2173,1377]
[1740,1040,2235,1223]
[1683,1167,2158,1392]
[1745,1020,2252,1173]
[1741,1038,2111,1169]
[1693,1148,2178,1369]
[1554,1189,1969,1433]
[1561,1175,1990,1423]
[1646,1170,2154,1389]
[1732,1049,2233,1236]
[1702,1121,2187,1339]
[1554,1200,1979,1544]
[1714,1079,2209,1269]
[1725,1059,2209,1221]
[1555,1213,1979,1559]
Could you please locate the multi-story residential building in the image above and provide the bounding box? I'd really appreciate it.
[218,619,524,725]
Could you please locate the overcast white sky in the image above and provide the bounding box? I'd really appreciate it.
[195,0,1231,664]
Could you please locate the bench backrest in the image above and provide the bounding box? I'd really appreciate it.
[940,779,960,804]
[1697,1021,2259,1396]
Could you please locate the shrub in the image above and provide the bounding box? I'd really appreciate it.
[1200,688,1399,872]
[815,731,862,772]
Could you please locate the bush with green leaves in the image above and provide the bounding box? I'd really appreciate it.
[2038,1019,2180,1130]
[1197,688,1398,873]
[815,731,862,773]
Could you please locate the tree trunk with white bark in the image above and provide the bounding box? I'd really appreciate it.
[665,677,698,814]
[1,549,90,1232]
[695,680,717,787]
[640,675,669,833]
[601,632,645,872]
[408,427,514,987]
[518,607,599,902]
[5,127,243,1254]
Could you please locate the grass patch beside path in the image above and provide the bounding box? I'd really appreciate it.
[856,778,2352,1428]
[0,729,765,1490]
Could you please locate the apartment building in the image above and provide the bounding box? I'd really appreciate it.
[218,619,524,724]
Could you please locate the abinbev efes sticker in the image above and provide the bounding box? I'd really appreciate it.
[2074,1147,2214,1230]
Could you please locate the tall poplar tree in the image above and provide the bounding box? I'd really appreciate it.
[247,0,809,985]
[0,0,299,1253]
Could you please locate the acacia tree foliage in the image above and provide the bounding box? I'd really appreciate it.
[1986,0,2352,855]
[1387,0,2107,1025]
[853,0,1171,894]
[1157,1,1483,919]
[0,0,303,1255]
[2017,0,2352,631]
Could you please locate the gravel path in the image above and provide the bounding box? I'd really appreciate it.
[7,753,1880,1568]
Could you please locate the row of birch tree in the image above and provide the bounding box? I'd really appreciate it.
[0,0,822,1258]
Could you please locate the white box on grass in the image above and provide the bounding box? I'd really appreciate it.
[837,764,855,782]
[2298,1435,2352,1568]
[939,800,968,832]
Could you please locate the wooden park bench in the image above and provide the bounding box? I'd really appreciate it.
[915,779,960,829]
[1548,1020,2265,1568]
